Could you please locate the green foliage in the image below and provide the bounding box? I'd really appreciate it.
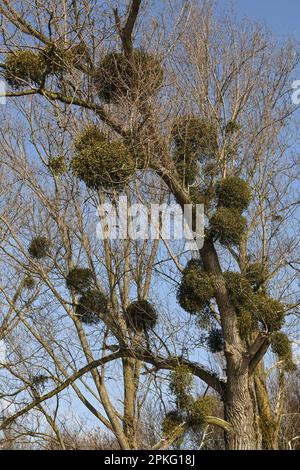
[172,116,218,186]
[207,328,224,353]
[75,289,108,325]
[177,260,214,315]
[236,307,258,339]
[210,177,251,245]
[31,374,49,391]
[75,126,105,152]
[170,365,194,409]
[216,176,251,212]
[72,125,135,190]
[48,156,67,175]
[189,187,210,206]
[224,120,240,134]
[244,262,268,290]
[162,410,184,446]
[23,275,35,290]
[5,42,88,89]
[210,207,247,245]
[187,396,216,428]
[5,50,46,88]
[41,42,87,74]
[223,272,253,308]
[94,50,163,102]
[172,116,218,160]
[253,294,285,332]
[175,154,199,186]
[223,271,284,336]
[283,358,297,373]
[169,367,217,434]
[271,331,296,372]
[271,331,290,357]
[125,300,158,331]
[28,237,51,259]
[66,267,93,293]
[223,272,258,338]
[162,410,183,435]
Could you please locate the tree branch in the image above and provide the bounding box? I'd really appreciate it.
[114,0,142,55]
[0,350,123,431]
[3,87,126,136]
[249,338,270,374]
[120,347,226,396]
[244,332,269,370]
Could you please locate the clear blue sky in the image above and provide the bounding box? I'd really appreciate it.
[227,0,300,41]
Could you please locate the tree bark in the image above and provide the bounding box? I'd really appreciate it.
[224,371,262,449]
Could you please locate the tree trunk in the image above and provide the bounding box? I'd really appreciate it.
[254,364,283,450]
[224,371,262,449]
[122,357,138,449]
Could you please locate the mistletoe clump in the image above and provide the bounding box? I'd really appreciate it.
[244,262,268,290]
[210,207,247,245]
[253,294,285,332]
[216,176,251,212]
[72,126,135,190]
[94,50,163,102]
[224,272,257,338]
[223,272,253,308]
[169,366,217,434]
[170,365,194,409]
[224,119,240,134]
[177,260,214,315]
[207,328,224,353]
[5,50,46,88]
[125,300,158,331]
[28,237,51,259]
[172,116,218,186]
[75,289,108,325]
[223,271,285,337]
[161,410,184,446]
[31,374,49,392]
[162,410,183,435]
[66,267,93,294]
[189,187,208,205]
[236,307,258,340]
[48,156,67,175]
[172,116,218,161]
[23,275,35,290]
[187,396,216,429]
[41,42,88,74]
[5,42,88,89]
[174,152,199,186]
[271,331,296,372]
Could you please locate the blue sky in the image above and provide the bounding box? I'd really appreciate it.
[2,0,300,436]
[226,0,300,40]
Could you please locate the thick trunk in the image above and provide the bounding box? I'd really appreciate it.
[224,371,262,450]
[198,239,261,449]
[122,357,138,449]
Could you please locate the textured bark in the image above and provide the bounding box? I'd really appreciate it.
[224,371,261,449]
[122,357,141,449]
[254,364,284,450]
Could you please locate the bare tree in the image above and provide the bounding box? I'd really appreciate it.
[0,0,299,450]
